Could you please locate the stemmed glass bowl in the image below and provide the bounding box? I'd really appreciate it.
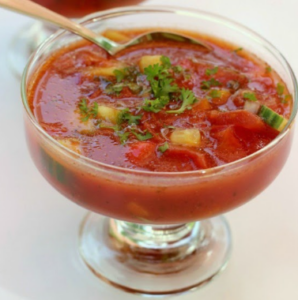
[21,6,298,296]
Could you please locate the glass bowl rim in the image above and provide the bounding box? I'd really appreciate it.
[21,5,298,178]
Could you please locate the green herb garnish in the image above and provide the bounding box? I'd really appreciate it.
[209,89,221,99]
[141,56,179,112]
[167,88,197,114]
[100,124,120,131]
[205,66,218,76]
[118,131,130,144]
[90,102,98,117]
[127,83,142,94]
[243,92,257,102]
[158,142,169,153]
[78,98,98,122]
[142,97,169,113]
[131,130,153,141]
[118,108,142,125]
[201,78,221,90]
[113,69,126,83]
[266,66,272,73]
[105,83,124,95]
[160,55,171,68]
[144,66,178,98]
[141,56,198,114]
[173,65,183,73]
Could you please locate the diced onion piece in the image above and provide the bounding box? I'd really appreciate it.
[57,138,81,154]
[103,30,129,42]
[244,101,261,114]
[139,55,162,73]
[160,128,170,140]
[170,128,201,147]
[97,106,120,124]
[83,64,126,77]
[258,105,288,132]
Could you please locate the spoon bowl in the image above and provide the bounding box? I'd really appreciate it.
[0,0,212,54]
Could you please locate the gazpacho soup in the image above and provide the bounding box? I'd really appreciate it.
[25,29,293,223]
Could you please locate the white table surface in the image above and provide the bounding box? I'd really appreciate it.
[1,1,298,299]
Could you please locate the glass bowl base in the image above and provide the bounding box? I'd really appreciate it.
[79,213,232,295]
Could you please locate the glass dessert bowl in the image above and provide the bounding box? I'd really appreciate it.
[21,6,298,296]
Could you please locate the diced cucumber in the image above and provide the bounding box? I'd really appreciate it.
[258,105,288,132]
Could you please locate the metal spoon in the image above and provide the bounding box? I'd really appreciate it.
[0,0,212,55]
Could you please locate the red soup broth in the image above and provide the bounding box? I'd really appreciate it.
[25,29,294,224]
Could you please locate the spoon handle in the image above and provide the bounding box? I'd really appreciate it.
[0,0,116,52]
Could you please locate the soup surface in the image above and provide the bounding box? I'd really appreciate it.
[28,29,292,172]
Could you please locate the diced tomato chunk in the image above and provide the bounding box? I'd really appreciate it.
[212,126,247,162]
[164,146,214,170]
[126,142,215,171]
[208,110,267,132]
[233,126,278,154]
[126,142,156,165]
